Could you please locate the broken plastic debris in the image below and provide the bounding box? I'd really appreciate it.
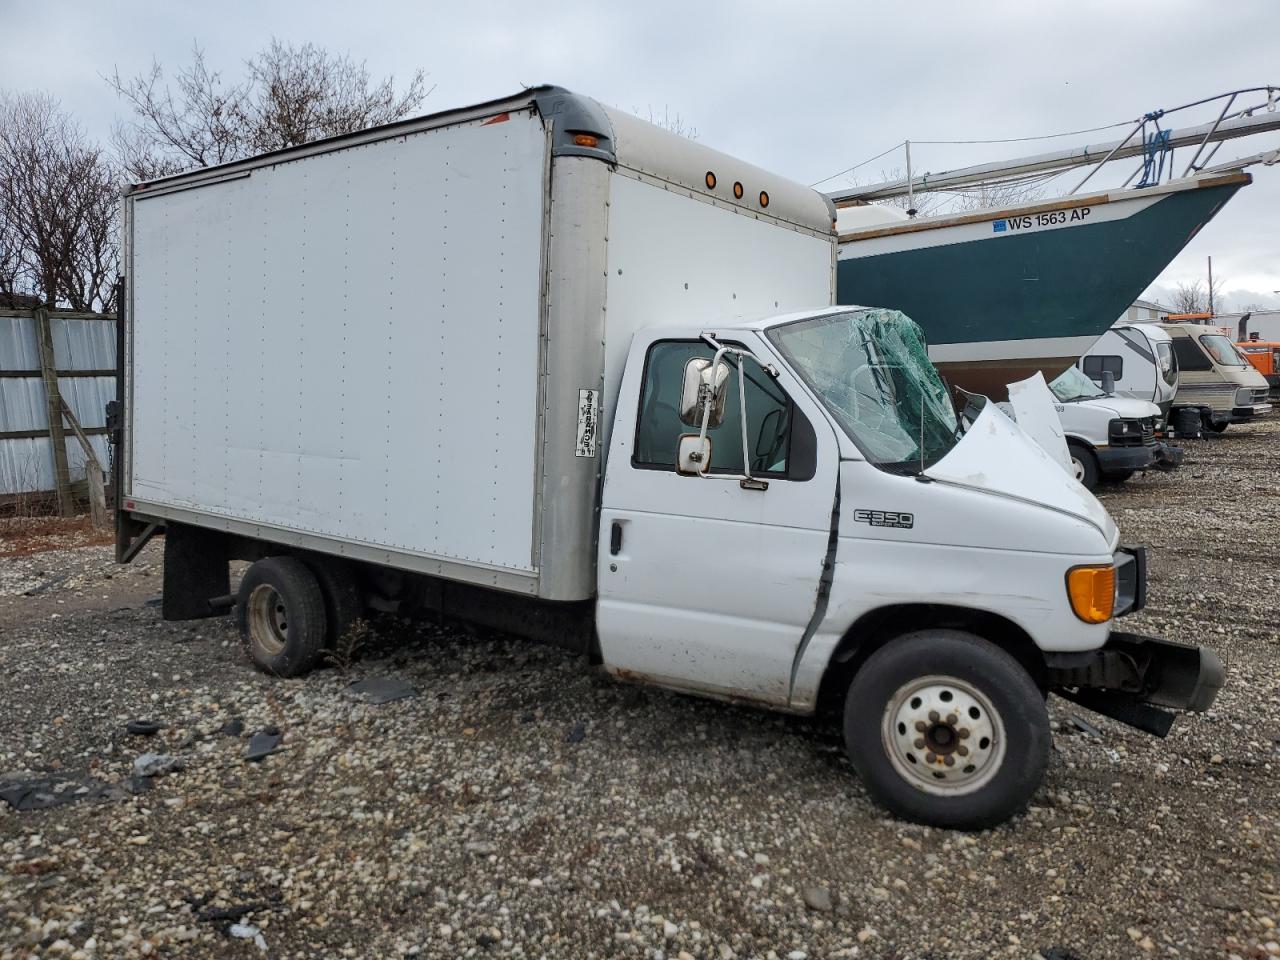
[126,719,163,736]
[228,923,268,951]
[244,731,282,762]
[1068,715,1103,740]
[345,675,418,704]
[219,717,245,737]
[132,753,184,778]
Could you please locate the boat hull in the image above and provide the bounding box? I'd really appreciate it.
[836,174,1248,398]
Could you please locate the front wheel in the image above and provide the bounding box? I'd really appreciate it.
[843,630,1050,830]
[1207,421,1229,433]
[1067,442,1099,490]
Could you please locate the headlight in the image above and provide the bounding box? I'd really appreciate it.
[1066,565,1115,624]
[1235,386,1256,406]
[1108,418,1142,440]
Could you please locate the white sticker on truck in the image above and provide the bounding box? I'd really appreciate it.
[575,389,599,457]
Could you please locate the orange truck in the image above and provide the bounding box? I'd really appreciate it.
[1236,334,1280,400]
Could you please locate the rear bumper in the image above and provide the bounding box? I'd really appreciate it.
[1095,444,1157,472]
[1045,632,1225,736]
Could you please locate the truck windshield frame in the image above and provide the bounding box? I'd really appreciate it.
[766,309,960,474]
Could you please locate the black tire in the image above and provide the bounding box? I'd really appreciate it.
[843,630,1050,830]
[1207,421,1228,433]
[300,556,364,650]
[235,556,327,677]
[1067,441,1099,490]
[1101,469,1135,484]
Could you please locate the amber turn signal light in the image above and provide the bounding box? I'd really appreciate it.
[1066,565,1115,624]
[573,134,599,148]
[705,171,717,189]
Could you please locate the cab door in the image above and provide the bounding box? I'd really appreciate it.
[596,332,839,706]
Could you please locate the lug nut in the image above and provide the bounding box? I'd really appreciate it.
[957,745,969,757]
[914,738,926,749]
[946,714,958,726]
[958,729,971,739]
[928,710,940,722]
[915,721,927,732]
[925,752,937,764]
[944,756,955,767]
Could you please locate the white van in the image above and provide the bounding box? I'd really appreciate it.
[1048,368,1163,489]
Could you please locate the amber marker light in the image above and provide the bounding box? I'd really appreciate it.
[1066,565,1115,624]
[733,181,744,199]
[705,171,717,189]
[573,134,599,148]
[759,190,770,208]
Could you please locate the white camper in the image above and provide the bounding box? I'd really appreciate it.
[113,87,1221,829]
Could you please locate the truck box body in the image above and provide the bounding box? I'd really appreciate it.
[119,88,835,601]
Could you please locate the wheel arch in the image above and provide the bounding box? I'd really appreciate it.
[815,603,1047,716]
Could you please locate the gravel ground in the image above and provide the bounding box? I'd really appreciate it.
[1,420,1278,960]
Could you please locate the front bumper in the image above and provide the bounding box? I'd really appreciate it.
[1224,402,1272,423]
[1095,443,1157,473]
[1045,546,1224,736]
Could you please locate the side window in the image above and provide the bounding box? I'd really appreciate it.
[1170,336,1212,371]
[1082,354,1123,382]
[634,340,812,479]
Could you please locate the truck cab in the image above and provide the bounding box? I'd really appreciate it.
[1236,336,1280,400]
[1163,321,1272,431]
[598,306,1222,827]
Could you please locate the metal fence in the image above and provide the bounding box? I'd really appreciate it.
[0,307,115,509]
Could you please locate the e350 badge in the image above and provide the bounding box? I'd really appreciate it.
[854,508,914,529]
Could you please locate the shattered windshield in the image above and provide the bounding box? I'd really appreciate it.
[1050,366,1107,402]
[768,309,959,473]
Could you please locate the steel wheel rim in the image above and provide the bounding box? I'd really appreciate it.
[881,674,1007,796]
[1071,456,1086,482]
[247,584,288,657]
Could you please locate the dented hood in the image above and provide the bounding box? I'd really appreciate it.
[926,402,1117,542]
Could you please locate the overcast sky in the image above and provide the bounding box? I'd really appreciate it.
[4,0,1277,311]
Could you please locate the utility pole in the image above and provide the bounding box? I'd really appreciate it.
[1207,256,1214,315]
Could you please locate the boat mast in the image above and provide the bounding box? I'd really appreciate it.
[828,87,1280,205]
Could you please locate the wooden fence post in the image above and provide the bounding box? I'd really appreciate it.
[34,307,74,517]
[59,398,107,529]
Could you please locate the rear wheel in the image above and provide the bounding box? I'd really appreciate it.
[1207,421,1229,433]
[236,556,327,677]
[301,556,363,650]
[1067,442,1099,490]
[1102,469,1135,484]
[843,630,1050,830]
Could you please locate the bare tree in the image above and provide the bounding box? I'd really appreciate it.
[1171,280,1207,313]
[0,92,118,312]
[110,40,431,180]
[1170,276,1229,315]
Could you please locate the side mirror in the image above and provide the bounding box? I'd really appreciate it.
[675,434,712,475]
[1101,370,1116,394]
[679,358,730,428]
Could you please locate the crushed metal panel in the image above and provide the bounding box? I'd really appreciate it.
[1007,372,1074,474]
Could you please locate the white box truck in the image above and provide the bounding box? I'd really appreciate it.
[112,87,1223,829]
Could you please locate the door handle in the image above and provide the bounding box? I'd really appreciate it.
[610,521,623,556]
